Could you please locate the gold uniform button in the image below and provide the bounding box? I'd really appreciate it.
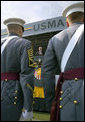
[5,79,8,81]
[15,97,17,99]
[59,105,63,109]
[14,102,16,105]
[75,78,78,81]
[60,91,63,94]
[59,97,63,101]
[15,90,18,93]
[74,100,78,104]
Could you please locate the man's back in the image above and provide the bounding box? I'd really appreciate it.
[41,23,84,121]
[42,23,84,75]
[1,34,31,73]
[52,23,84,72]
[1,33,34,121]
[41,2,84,121]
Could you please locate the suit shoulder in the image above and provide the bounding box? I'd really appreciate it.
[50,29,68,45]
[17,37,31,47]
[54,28,68,39]
[18,37,31,43]
[52,25,78,42]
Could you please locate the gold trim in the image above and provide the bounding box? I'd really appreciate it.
[33,86,45,98]
[26,83,34,93]
[27,48,36,67]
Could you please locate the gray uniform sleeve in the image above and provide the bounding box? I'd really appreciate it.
[19,41,35,112]
[41,38,60,112]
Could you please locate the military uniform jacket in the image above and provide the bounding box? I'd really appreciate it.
[1,33,35,121]
[41,23,84,121]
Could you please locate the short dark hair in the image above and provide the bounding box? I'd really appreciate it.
[67,12,84,23]
[7,24,24,33]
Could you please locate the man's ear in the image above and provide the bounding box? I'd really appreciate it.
[66,21,69,27]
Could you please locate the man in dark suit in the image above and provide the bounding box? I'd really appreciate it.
[41,2,84,121]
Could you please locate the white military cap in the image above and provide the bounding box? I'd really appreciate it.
[62,2,84,17]
[3,18,25,27]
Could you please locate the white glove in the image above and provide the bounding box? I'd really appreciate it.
[19,110,33,121]
[19,114,24,121]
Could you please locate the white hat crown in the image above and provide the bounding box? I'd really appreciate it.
[3,18,25,27]
[62,2,84,17]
